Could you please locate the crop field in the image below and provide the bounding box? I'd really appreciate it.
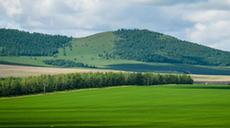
[0,64,118,78]
[191,74,230,84]
[1,85,230,128]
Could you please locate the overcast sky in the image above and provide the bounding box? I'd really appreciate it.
[0,0,230,51]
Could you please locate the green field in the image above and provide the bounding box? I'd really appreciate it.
[1,85,230,128]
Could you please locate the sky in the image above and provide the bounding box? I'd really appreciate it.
[0,0,230,51]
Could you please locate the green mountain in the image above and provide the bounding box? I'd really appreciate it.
[1,28,230,75]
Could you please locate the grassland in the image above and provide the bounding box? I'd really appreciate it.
[1,85,230,128]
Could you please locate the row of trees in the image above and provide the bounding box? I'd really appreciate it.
[0,28,72,56]
[0,72,193,96]
[43,59,96,68]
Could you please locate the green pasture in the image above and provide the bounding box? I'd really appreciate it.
[1,85,230,128]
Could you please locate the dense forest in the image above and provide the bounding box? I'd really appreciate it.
[111,29,230,66]
[0,28,72,56]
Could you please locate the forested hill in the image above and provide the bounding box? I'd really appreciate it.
[110,29,230,66]
[0,28,72,56]
[0,28,230,67]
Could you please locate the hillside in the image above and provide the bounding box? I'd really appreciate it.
[0,28,230,75]
[112,29,230,66]
[47,29,230,66]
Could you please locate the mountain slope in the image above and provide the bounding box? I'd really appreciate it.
[56,29,230,66]
[110,29,230,66]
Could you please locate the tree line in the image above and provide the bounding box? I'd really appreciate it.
[43,59,96,68]
[0,72,193,96]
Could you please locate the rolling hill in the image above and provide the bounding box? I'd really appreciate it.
[0,28,230,75]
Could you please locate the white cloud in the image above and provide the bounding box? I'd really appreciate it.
[0,0,22,17]
[184,10,230,23]
[186,21,230,51]
[179,2,230,51]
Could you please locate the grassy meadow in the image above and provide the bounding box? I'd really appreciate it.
[1,85,230,128]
